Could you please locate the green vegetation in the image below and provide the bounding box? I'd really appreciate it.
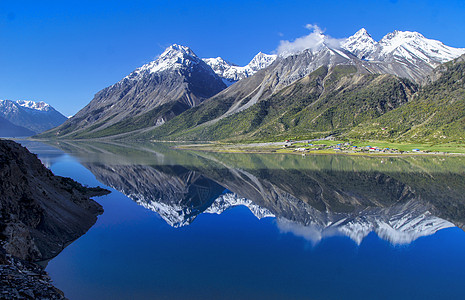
[178,139,465,155]
[348,56,465,143]
[143,65,417,142]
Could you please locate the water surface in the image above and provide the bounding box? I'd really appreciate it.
[21,141,465,300]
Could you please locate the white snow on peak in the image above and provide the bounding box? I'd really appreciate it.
[277,205,454,246]
[341,28,377,60]
[203,52,277,84]
[0,100,19,114]
[0,99,52,113]
[125,44,203,80]
[341,28,465,67]
[337,211,454,245]
[205,193,275,219]
[247,52,278,71]
[126,190,273,228]
[15,100,51,111]
[376,30,465,65]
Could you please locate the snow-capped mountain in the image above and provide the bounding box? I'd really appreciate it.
[248,52,278,71]
[276,200,454,246]
[0,100,67,136]
[342,28,465,68]
[202,28,465,121]
[39,44,226,139]
[341,28,377,60]
[203,52,277,85]
[126,44,210,81]
[16,100,53,112]
[205,193,274,220]
[135,192,274,228]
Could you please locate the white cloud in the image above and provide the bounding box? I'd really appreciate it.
[276,24,345,57]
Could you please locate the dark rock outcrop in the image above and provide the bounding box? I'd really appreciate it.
[0,139,110,298]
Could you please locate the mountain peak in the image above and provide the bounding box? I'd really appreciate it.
[341,28,465,66]
[203,51,277,85]
[125,44,204,80]
[248,52,277,71]
[16,100,51,112]
[354,28,371,37]
[380,30,424,43]
[341,28,377,59]
[161,44,197,58]
[377,30,465,65]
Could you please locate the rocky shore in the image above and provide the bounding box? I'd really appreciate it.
[0,139,110,299]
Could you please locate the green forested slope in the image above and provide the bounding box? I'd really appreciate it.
[143,65,417,141]
[348,55,465,142]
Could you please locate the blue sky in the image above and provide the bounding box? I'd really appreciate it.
[1,0,465,116]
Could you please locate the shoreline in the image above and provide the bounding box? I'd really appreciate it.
[175,143,465,157]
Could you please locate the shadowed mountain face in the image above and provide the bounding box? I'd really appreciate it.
[0,116,35,137]
[44,141,465,244]
[0,140,109,262]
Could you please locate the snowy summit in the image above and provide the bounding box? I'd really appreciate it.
[342,28,465,67]
[203,52,277,85]
[125,44,207,81]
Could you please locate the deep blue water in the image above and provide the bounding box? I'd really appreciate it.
[21,142,465,300]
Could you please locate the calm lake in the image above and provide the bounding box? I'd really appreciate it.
[19,141,465,300]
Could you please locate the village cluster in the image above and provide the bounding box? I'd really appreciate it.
[283,140,426,155]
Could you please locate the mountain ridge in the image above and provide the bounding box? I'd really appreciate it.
[35,29,465,142]
[0,100,67,136]
[203,52,277,85]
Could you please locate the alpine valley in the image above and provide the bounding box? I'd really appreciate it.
[37,29,465,143]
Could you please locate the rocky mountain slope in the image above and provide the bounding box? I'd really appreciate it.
[0,100,67,137]
[142,64,417,141]
[0,139,110,298]
[0,139,109,261]
[37,44,227,139]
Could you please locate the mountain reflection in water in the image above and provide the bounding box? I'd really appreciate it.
[41,141,465,245]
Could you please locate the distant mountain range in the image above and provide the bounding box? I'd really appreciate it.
[0,100,67,137]
[36,29,465,142]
